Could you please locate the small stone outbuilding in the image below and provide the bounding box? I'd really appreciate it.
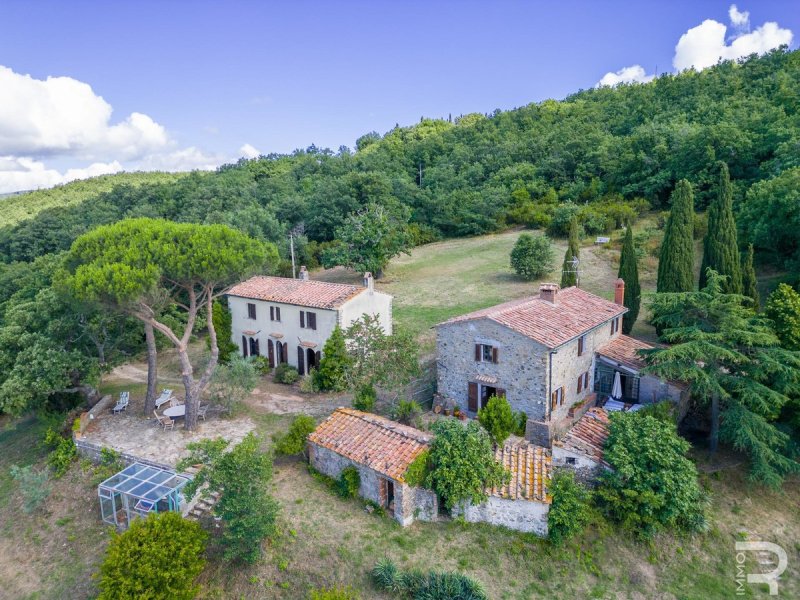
[307,408,438,526]
[453,441,551,536]
[552,407,610,484]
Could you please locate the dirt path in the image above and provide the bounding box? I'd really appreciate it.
[109,363,182,384]
[248,381,348,417]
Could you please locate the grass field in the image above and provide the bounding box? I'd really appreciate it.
[1,225,797,599]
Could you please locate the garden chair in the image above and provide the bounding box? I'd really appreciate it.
[153,410,175,431]
[154,389,173,409]
[197,405,208,421]
[112,391,130,414]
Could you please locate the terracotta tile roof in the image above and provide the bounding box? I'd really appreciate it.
[308,408,432,482]
[596,335,654,371]
[227,276,365,310]
[437,287,626,348]
[490,441,551,503]
[555,407,610,464]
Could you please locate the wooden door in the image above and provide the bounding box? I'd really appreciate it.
[468,382,478,412]
[268,340,275,368]
[297,346,305,375]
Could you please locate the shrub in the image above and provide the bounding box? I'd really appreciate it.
[250,355,271,375]
[637,400,675,423]
[477,395,515,445]
[309,585,360,600]
[300,369,319,393]
[43,429,76,478]
[178,433,279,563]
[10,464,51,513]
[391,399,422,425]
[274,363,300,384]
[207,300,238,363]
[275,415,317,456]
[91,447,125,486]
[547,203,581,237]
[596,412,708,537]
[510,233,555,280]
[337,466,361,498]
[547,470,592,545]
[404,450,431,488]
[371,558,488,600]
[353,383,377,412]
[426,419,508,510]
[578,207,613,235]
[407,223,440,247]
[513,411,528,437]
[314,326,351,392]
[97,512,207,600]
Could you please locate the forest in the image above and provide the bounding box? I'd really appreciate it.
[0,48,798,420]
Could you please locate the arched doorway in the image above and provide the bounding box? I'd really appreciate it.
[248,337,260,357]
[241,335,248,357]
[306,348,318,372]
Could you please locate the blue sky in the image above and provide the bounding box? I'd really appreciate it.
[0,1,797,192]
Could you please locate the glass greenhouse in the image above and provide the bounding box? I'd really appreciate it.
[98,462,191,529]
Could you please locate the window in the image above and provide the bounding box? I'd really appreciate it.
[247,303,257,320]
[269,306,281,322]
[474,343,498,363]
[566,457,577,466]
[577,335,585,356]
[611,317,620,335]
[577,371,590,393]
[300,310,317,330]
[550,386,563,410]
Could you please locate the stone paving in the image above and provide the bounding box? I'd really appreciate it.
[80,394,255,467]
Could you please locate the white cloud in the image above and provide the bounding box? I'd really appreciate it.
[0,66,169,160]
[0,65,237,193]
[596,65,655,87]
[729,5,750,29]
[673,12,792,71]
[598,5,792,87]
[0,156,122,194]
[239,143,261,159]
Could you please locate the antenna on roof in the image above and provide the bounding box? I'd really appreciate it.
[562,256,580,287]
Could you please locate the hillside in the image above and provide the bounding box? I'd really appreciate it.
[0,171,188,229]
[0,50,797,268]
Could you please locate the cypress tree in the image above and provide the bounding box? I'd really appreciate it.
[313,325,351,392]
[700,162,742,293]
[560,217,580,288]
[657,180,694,293]
[741,243,759,308]
[618,225,641,334]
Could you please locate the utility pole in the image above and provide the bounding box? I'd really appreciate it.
[289,232,296,279]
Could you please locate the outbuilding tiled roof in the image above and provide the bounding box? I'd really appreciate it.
[490,441,551,503]
[308,408,432,482]
[227,276,365,309]
[555,407,610,464]
[437,287,626,348]
[596,335,654,371]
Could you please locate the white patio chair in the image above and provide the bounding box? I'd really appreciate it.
[197,405,208,421]
[154,389,173,409]
[112,392,130,414]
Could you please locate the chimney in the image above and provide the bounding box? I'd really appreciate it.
[614,278,625,305]
[363,272,374,293]
[539,283,559,304]
[298,266,309,281]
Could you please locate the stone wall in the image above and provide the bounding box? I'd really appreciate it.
[435,314,621,439]
[308,442,434,526]
[551,447,606,486]
[436,319,550,420]
[452,496,549,537]
[74,438,171,470]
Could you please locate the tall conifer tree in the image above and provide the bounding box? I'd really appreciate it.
[741,243,759,308]
[618,225,641,334]
[700,162,742,293]
[657,180,694,293]
[560,217,580,288]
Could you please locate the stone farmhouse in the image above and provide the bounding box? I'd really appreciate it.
[227,268,392,375]
[307,408,438,526]
[435,280,687,446]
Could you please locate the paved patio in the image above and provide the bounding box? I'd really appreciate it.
[81,394,256,467]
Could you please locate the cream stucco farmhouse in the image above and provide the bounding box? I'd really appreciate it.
[227,267,392,374]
